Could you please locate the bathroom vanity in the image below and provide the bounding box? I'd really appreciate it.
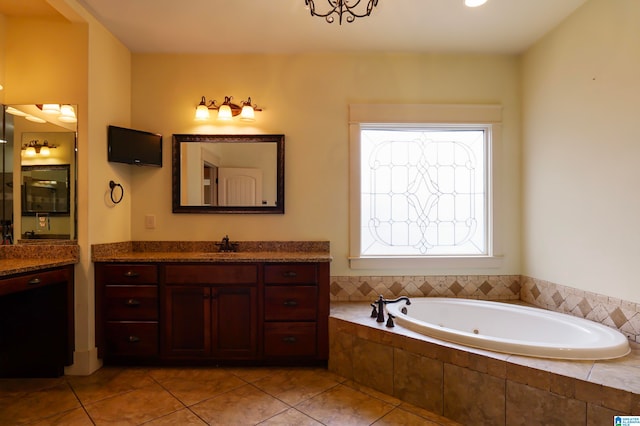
[93,241,331,366]
[0,245,78,377]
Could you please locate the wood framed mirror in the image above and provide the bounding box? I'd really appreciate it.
[172,134,285,214]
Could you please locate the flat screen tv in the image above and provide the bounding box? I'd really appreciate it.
[107,125,162,167]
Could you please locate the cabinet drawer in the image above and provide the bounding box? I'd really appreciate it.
[0,267,70,297]
[99,264,158,285]
[105,286,158,320]
[264,323,317,357]
[165,264,257,284]
[105,322,158,358]
[265,286,317,321]
[264,264,317,285]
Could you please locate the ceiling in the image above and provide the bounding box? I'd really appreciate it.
[2,0,587,54]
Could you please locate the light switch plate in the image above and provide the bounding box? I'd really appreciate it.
[144,214,156,229]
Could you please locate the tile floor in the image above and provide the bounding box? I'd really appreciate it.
[0,366,461,425]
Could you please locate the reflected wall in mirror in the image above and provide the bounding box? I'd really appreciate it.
[1,104,78,243]
[172,134,285,214]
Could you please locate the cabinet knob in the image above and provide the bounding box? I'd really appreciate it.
[283,299,298,307]
[123,271,140,278]
[282,336,297,344]
[27,277,42,285]
[282,271,297,278]
[127,335,141,343]
[125,298,141,306]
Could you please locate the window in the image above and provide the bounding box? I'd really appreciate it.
[349,104,503,269]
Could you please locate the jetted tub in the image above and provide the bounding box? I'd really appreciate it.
[384,298,630,360]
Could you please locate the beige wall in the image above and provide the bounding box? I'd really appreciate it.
[130,53,522,276]
[522,0,640,302]
[2,0,132,374]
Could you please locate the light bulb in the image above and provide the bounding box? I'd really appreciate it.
[240,105,255,121]
[42,104,61,114]
[58,105,77,123]
[217,104,233,121]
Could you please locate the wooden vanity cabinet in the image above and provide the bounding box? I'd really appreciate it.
[263,263,329,361]
[0,265,74,377]
[95,260,329,365]
[94,263,159,362]
[162,264,259,360]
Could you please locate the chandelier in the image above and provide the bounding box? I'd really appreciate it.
[305,0,379,24]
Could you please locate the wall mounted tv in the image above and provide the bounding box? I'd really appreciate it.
[107,125,163,167]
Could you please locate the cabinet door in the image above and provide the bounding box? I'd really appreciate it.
[212,286,258,359]
[163,286,211,358]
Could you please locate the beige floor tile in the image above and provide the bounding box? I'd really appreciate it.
[143,408,208,425]
[253,367,342,405]
[30,407,95,426]
[190,383,289,425]
[258,407,324,425]
[83,382,184,425]
[66,366,155,405]
[342,379,403,406]
[149,367,246,406]
[0,381,80,426]
[227,366,284,383]
[296,383,395,425]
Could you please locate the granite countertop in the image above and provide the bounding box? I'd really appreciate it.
[0,244,80,276]
[91,241,332,263]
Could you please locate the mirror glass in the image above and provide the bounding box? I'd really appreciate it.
[172,134,284,214]
[1,104,77,242]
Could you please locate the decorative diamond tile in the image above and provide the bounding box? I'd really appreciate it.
[479,280,492,295]
[390,281,404,296]
[509,280,520,294]
[330,281,343,296]
[610,307,628,329]
[448,281,463,296]
[578,298,592,317]
[530,284,541,300]
[552,291,564,307]
[419,281,434,296]
[358,281,373,296]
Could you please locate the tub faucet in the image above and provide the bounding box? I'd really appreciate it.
[370,295,411,327]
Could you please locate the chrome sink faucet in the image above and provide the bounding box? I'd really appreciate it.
[216,235,238,252]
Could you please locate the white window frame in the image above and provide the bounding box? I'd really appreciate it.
[349,104,504,270]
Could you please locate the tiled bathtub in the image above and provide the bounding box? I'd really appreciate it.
[329,302,640,425]
[330,275,640,343]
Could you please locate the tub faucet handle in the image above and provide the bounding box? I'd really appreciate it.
[386,313,396,328]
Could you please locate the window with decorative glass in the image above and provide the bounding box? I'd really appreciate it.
[360,126,488,256]
[348,104,502,269]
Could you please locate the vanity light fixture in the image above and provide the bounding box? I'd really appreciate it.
[195,96,262,122]
[22,140,57,157]
[36,104,77,123]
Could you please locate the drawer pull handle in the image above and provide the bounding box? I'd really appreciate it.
[128,335,141,343]
[27,278,42,285]
[125,299,141,306]
[123,271,140,278]
[282,271,297,278]
[282,336,297,344]
[283,300,298,307]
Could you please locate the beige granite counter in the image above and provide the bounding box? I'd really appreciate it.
[0,244,80,276]
[91,241,332,263]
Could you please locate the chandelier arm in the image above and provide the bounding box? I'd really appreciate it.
[306,0,379,24]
